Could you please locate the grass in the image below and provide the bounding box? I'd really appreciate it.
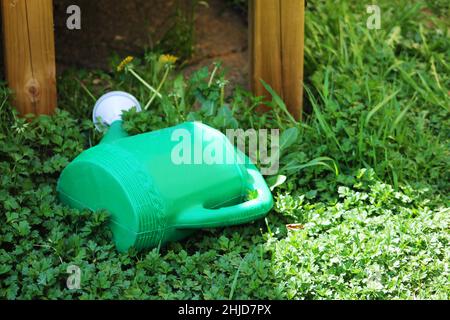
[0,0,449,299]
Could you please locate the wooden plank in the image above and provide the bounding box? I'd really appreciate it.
[249,0,305,119]
[280,0,304,120]
[1,0,57,115]
[1,0,32,114]
[249,0,282,109]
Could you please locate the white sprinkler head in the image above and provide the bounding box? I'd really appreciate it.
[93,91,142,131]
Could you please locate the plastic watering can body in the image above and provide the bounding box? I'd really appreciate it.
[57,121,273,252]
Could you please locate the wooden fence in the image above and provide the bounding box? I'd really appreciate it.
[1,0,304,119]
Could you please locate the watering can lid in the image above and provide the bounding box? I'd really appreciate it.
[93,91,142,130]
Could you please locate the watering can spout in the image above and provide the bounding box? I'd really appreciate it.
[91,91,141,144]
[100,121,129,144]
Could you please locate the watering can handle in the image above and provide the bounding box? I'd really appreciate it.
[174,165,273,229]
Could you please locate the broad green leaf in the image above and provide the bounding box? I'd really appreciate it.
[280,127,299,152]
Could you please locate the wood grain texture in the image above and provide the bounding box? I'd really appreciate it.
[249,0,305,119]
[249,0,282,103]
[2,0,57,115]
[280,0,304,120]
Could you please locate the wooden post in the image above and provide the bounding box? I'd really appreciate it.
[250,0,305,120]
[1,0,57,115]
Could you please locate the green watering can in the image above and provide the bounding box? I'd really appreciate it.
[57,92,273,252]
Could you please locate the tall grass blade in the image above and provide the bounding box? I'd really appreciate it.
[365,90,400,126]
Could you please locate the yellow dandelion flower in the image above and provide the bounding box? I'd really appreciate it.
[117,56,134,72]
[159,54,178,65]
